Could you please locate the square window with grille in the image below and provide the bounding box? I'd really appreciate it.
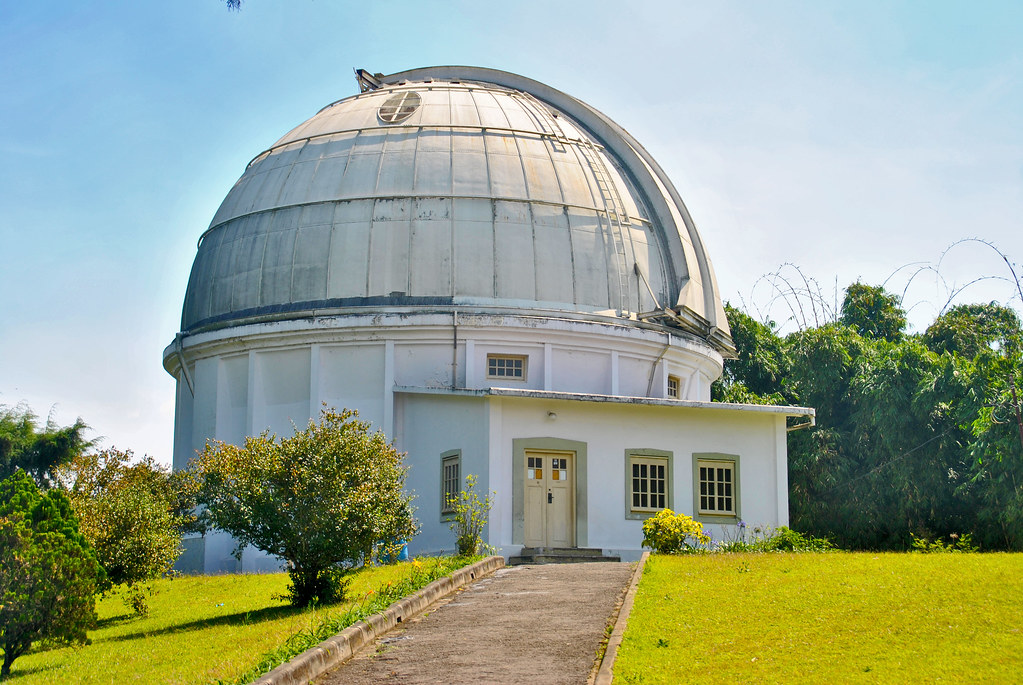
[667,375,680,399]
[551,457,568,481]
[630,457,668,512]
[441,452,461,514]
[487,354,527,380]
[527,455,543,481]
[698,460,735,515]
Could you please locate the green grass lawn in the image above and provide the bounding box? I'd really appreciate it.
[9,557,471,684]
[614,552,1023,684]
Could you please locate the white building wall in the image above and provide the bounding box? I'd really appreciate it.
[492,397,784,558]
[215,354,248,445]
[318,344,387,429]
[618,354,656,397]
[168,314,723,410]
[774,413,790,527]
[164,313,779,572]
[172,375,194,473]
[551,348,612,394]
[394,340,455,389]
[190,357,218,462]
[395,394,490,556]
[254,348,311,437]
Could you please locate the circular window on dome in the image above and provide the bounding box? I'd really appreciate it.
[378,91,421,124]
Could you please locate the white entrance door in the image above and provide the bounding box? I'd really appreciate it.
[524,450,575,548]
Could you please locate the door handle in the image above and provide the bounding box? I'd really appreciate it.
[548,491,553,504]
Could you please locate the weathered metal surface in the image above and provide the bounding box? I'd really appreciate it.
[181,70,730,353]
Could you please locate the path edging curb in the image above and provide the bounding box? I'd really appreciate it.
[249,555,505,685]
[593,551,649,685]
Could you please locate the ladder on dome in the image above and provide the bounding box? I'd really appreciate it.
[577,140,634,316]
[511,89,638,317]
[514,91,567,153]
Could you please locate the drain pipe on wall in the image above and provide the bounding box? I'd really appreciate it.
[786,415,816,432]
[174,332,195,398]
[452,310,458,389]
[645,335,672,397]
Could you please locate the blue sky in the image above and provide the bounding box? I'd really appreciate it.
[1,1,1020,466]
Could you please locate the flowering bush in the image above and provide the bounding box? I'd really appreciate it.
[642,509,711,553]
[447,474,494,556]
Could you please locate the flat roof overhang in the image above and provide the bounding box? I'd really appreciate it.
[393,385,815,422]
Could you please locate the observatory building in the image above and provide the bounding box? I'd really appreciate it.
[164,66,813,572]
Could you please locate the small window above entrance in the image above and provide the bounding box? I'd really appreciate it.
[487,354,527,380]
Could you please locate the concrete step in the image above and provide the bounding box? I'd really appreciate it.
[519,547,606,556]
[508,548,622,566]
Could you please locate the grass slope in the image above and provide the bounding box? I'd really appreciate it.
[615,553,1023,683]
[9,557,470,684]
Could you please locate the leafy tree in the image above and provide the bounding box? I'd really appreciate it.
[167,468,206,538]
[722,260,1023,550]
[846,338,974,546]
[783,324,865,545]
[57,449,182,612]
[712,304,788,404]
[0,471,104,679]
[785,323,864,427]
[783,323,986,548]
[839,282,907,342]
[923,303,1022,359]
[0,404,91,488]
[190,407,417,606]
[963,325,1023,549]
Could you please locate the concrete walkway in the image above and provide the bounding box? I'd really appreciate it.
[314,562,635,685]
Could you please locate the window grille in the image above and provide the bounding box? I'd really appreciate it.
[698,460,735,515]
[630,457,667,512]
[441,452,461,514]
[487,354,526,380]
[378,91,422,124]
[667,375,680,399]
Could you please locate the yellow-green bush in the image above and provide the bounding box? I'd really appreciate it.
[641,509,710,553]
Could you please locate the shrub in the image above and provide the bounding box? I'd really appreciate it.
[762,526,834,552]
[715,520,759,552]
[716,523,834,556]
[191,407,418,607]
[121,584,152,618]
[641,509,711,554]
[717,521,834,553]
[0,470,104,678]
[910,532,978,553]
[57,449,181,615]
[447,474,494,556]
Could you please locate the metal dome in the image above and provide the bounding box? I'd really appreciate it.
[180,67,733,354]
